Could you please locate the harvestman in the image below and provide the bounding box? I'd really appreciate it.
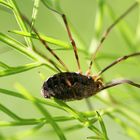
[24,2,140,101]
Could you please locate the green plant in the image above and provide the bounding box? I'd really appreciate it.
[0,0,140,140]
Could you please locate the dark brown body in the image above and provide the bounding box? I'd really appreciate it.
[41,72,103,101]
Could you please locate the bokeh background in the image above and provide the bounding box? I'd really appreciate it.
[0,0,140,140]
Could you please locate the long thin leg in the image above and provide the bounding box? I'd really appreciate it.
[101,79,140,91]
[62,14,81,73]
[97,52,140,76]
[86,2,138,75]
[44,5,82,73]
[22,15,69,72]
[33,46,62,72]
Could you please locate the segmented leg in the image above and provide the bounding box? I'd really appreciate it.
[97,52,140,76]
[86,2,138,75]
[22,15,69,72]
[61,14,82,73]
[101,79,140,91]
[33,47,62,72]
[44,5,82,73]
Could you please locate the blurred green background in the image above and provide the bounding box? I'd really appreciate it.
[0,0,140,140]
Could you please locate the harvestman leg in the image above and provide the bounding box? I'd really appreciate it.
[33,46,62,72]
[86,2,138,75]
[62,15,82,73]
[101,79,140,91]
[45,6,82,73]
[97,52,140,90]
[97,52,140,76]
[22,15,69,72]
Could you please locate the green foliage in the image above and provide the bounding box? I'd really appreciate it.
[0,0,140,140]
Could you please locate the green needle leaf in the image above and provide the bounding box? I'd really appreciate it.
[0,62,42,77]
[8,0,33,48]
[0,103,22,120]
[96,111,109,140]
[15,83,67,140]
[31,0,40,31]
[0,0,13,9]
[9,30,70,48]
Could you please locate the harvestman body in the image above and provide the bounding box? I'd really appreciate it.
[42,72,103,101]
[24,2,140,101]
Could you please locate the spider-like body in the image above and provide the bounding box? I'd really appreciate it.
[42,72,103,101]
